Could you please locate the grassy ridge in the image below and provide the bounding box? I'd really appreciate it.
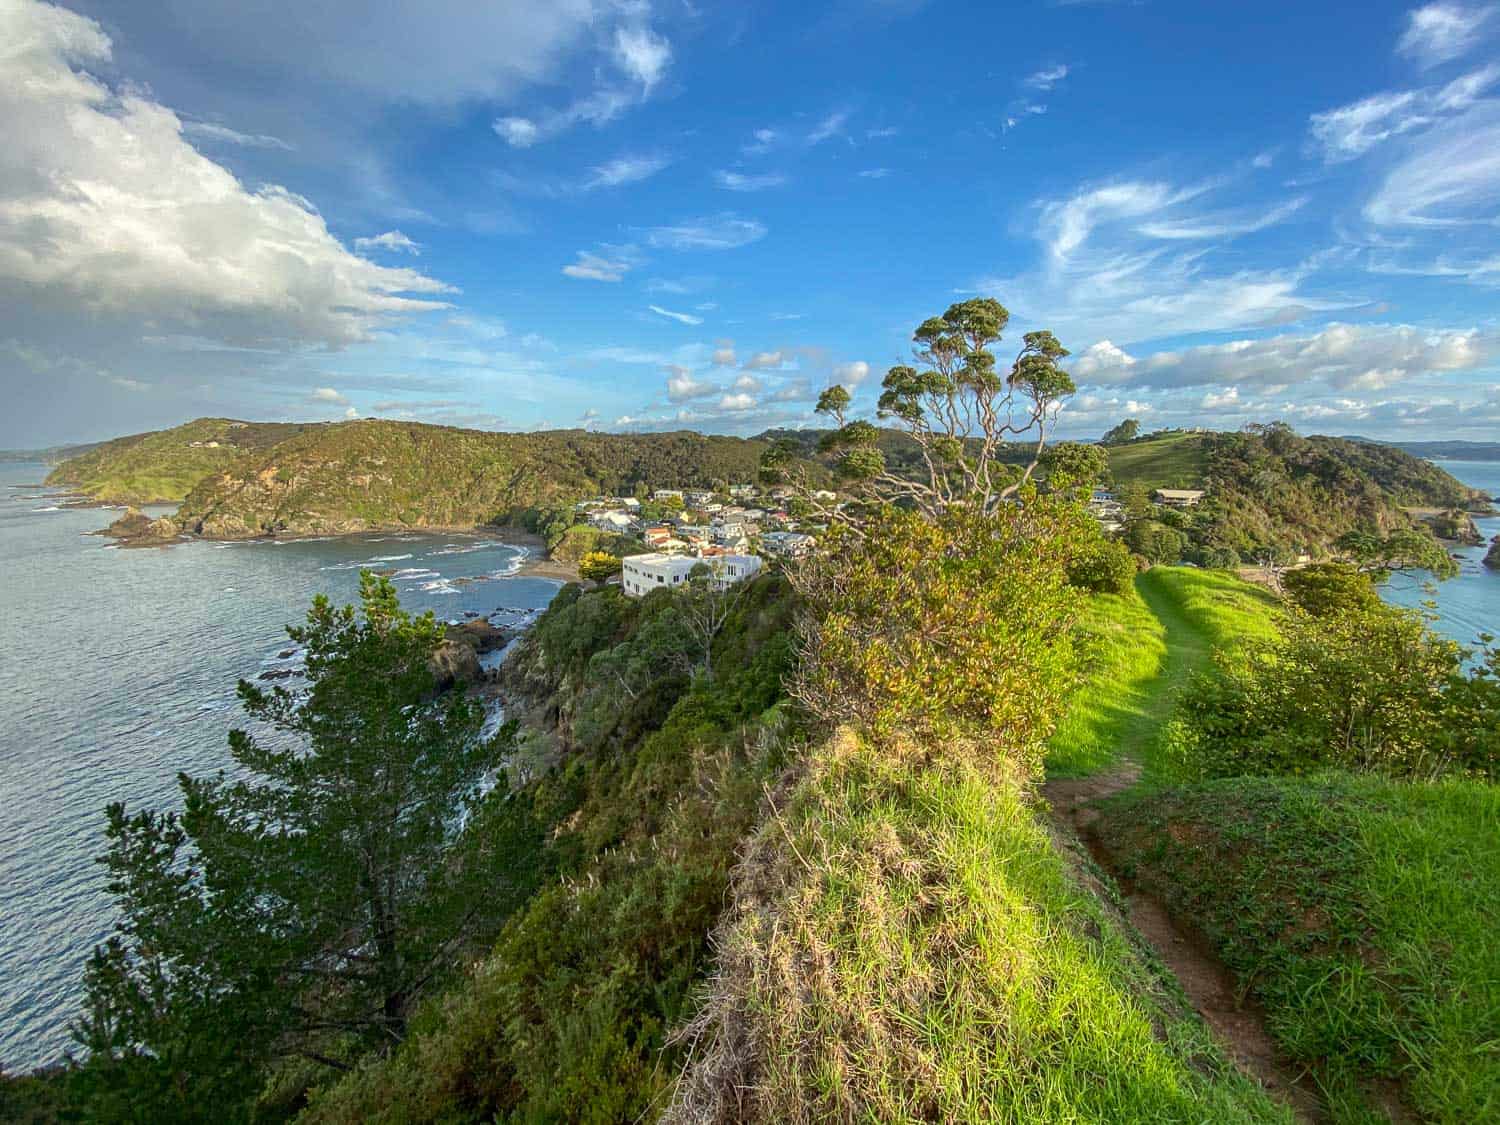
[670,728,1288,1123]
[44,418,316,503]
[1098,776,1500,1122]
[1047,568,1281,778]
[1104,433,1210,490]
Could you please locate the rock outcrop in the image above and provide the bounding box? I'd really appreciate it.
[1485,535,1500,570]
[428,639,483,691]
[101,507,181,546]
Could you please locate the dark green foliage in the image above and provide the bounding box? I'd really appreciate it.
[1066,534,1137,595]
[1099,418,1140,445]
[73,575,542,1120]
[1281,562,1379,616]
[302,577,799,1123]
[1164,601,1499,781]
[1124,519,1186,564]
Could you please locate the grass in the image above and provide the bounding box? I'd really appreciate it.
[668,729,1290,1124]
[1047,568,1281,778]
[1097,775,1500,1123]
[1104,433,1210,491]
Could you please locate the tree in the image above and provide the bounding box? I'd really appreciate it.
[763,299,1075,524]
[1336,527,1458,580]
[1125,520,1185,565]
[1120,481,1152,521]
[579,550,622,583]
[75,574,540,1113]
[1282,562,1379,617]
[1100,418,1140,445]
[1039,441,1109,499]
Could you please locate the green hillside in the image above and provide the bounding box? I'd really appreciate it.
[44,418,318,503]
[1103,431,1209,489]
[174,420,773,538]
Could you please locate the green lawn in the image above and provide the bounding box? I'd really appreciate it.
[1104,433,1210,491]
[1097,775,1500,1123]
[1047,568,1280,778]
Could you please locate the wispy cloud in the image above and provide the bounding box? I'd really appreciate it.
[181,120,293,150]
[562,244,640,282]
[714,169,789,191]
[1024,63,1069,90]
[1307,65,1499,162]
[1397,2,1495,67]
[648,304,704,326]
[857,167,892,179]
[642,213,767,250]
[807,110,850,145]
[355,230,421,255]
[583,153,673,190]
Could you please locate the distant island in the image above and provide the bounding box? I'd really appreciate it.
[1344,435,1500,462]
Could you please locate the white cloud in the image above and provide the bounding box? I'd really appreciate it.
[562,245,639,281]
[355,230,421,254]
[857,167,892,179]
[718,392,757,410]
[742,127,778,155]
[743,350,785,370]
[666,366,718,402]
[1365,100,1500,226]
[732,373,762,392]
[807,110,850,145]
[1070,323,1487,392]
[832,360,871,386]
[1024,64,1069,90]
[1398,2,1494,66]
[712,346,737,366]
[613,26,671,91]
[714,170,789,191]
[494,116,541,147]
[649,304,704,326]
[180,120,292,150]
[643,213,767,250]
[311,386,350,405]
[583,153,672,190]
[1201,386,1240,409]
[0,1,451,351]
[1307,64,1499,162]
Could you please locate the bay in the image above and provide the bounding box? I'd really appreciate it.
[0,462,564,1070]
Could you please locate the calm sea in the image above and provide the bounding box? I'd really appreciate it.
[1380,460,1500,650]
[0,462,564,1071]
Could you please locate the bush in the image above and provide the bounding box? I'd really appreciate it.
[1066,535,1136,595]
[1163,602,1496,781]
[791,500,1084,774]
[1281,562,1378,616]
[1124,519,1185,565]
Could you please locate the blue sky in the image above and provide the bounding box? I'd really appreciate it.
[3,0,1499,446]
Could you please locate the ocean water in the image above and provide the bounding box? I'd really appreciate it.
[1379,460,1500,650]
[0,462,565,1070]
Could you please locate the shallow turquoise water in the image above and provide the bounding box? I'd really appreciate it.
[0,463,563,1069]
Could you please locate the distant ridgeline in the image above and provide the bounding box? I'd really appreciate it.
[43,416,1487,552]
[45,417,775,537]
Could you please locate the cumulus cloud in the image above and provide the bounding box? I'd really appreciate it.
[1070,323,1487,392]
[732,373,762,392]
[665,366,718,402]
[355,230,421,254]
[743,350,785,370]
[311,386,350,405]
[718,391,757,410]
[832,360,872,386]
[643,213,768,250]
[712,346,737,366]
[648,304,703,326]
[0,2,451,355]
[1397,2,1494,66]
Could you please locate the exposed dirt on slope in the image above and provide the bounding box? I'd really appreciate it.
[1046,762,1323,1123]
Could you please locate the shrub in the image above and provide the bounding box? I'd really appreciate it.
[790,500,1084,775]
[1124,519,1185,564]
[1066,535,1136,595]
[1281,562,1378,616]
[1163,602,1496,781]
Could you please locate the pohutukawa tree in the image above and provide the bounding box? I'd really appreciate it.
[760,298,1077,523]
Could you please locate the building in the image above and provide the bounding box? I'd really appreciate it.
[684,489,715,507]
[1153,488,1206,508]
[652,488,684,502]
[706,554,762,589]
[621,553,701,597]
[728,483,756,498]
[588,510,636,533]
[761,531,816,558]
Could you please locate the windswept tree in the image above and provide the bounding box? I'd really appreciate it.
[75,574,541,1114]
[1100,418,1140,445]
[1336,527,1459,580]
[761,298,1075,523]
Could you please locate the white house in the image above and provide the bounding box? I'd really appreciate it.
[588,511,636,533]
[761,531,816,558]
[620,552,762,597]
[621,553,701,597]
[1153,488,1206,508]
[685,489,715,507]
[652,488,684,502]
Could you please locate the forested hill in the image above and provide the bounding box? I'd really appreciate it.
[172,420,771,538]
[44,418,318,503]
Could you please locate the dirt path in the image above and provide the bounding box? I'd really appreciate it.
[1044,580,1322,1121]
